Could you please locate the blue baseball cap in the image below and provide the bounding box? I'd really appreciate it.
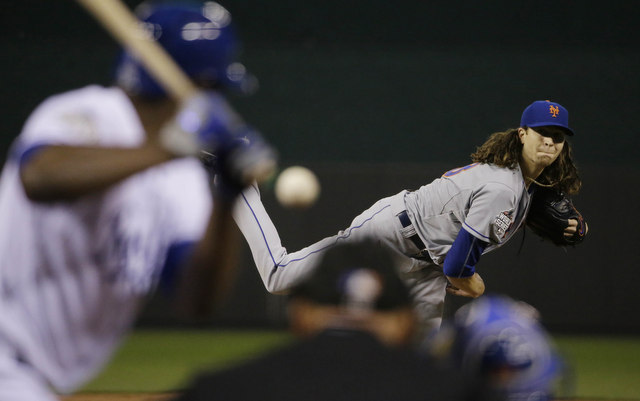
[520,100,574,136]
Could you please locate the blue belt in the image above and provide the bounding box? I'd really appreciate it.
[398,210,428,256]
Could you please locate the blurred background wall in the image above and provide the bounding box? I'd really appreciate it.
[1,0,638,333]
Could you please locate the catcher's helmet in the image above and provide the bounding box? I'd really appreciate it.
[430,295,564,401]
[114,1,257,98]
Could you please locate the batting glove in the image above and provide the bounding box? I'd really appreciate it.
[202,129,276,199]
[159,91,244,156]
[160,91,276,196]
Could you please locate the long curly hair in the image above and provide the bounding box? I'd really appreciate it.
[470,127,582,194]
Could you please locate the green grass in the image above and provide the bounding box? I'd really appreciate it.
[81,330,640,400]
[554,335,640,400]
[82,329,292,392]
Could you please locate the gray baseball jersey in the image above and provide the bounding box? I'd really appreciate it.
[404,162,531,265]
[0,85,211,397]
[234,162,531,333]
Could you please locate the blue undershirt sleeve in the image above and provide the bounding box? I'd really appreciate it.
[443,229,488,278]
[18,143,50,167]
[159,240,196,297]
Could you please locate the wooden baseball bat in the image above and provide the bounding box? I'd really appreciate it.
[75,0,197,103]
[76,0,276,185]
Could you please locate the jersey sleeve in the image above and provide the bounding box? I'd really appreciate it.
[443,228,488,278]
[462,182,518,244]
[13,87,141,162]
[159,240,196,296]
[18,100,99,152]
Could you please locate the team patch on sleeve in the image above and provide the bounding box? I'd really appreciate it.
[493,210,514,240]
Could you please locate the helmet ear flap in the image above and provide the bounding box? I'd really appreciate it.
[113,1,256,98]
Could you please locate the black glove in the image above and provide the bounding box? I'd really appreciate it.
[526,185,587,246]
[200,129,276,200]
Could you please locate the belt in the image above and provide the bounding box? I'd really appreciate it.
[398,210,429,258]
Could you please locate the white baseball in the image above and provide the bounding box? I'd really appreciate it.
[275,166,320,209]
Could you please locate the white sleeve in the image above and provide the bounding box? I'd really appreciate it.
[16,87,142,158]
[19,100,102,151]
[462,182,517,244]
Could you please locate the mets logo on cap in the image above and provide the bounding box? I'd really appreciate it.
[520,100,575,136]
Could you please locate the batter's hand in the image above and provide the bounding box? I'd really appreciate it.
[160,91,253,157]
[207,131,276,200]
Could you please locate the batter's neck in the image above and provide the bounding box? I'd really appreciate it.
[129,95,179,139]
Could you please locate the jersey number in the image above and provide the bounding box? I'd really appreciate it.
[442,163,479,177]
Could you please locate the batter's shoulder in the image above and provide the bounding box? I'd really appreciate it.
[20,84,141,147]
[28,85,125,121]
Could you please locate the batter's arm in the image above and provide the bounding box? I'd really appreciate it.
[174,195,240,318]
[20,143,175,202]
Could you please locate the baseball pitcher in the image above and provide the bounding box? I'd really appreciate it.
[233,100,587,334]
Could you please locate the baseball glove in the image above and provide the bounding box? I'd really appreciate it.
[526,185,587,246]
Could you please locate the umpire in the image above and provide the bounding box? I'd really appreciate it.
[175,240,492,401]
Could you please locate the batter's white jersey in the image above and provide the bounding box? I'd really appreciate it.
[0,85,211,394]
[234,162,531,333]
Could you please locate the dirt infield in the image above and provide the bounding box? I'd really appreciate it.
[61,394,613,401]
[61,393,177,401]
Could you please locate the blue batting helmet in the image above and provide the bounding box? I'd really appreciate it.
[429,295,565,401]
[114,1,257,98]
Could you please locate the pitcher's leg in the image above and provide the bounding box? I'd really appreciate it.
[234,184,286,291]
[401,267,448,337]
[234,187,407,294]
[233,184,336,293]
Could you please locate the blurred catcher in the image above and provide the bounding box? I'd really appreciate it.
[175,240,484,401]
[428,294,568,401]
[0,1,274,400]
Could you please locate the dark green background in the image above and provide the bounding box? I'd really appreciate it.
[2,0,638,165]
[1,1,638,333]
